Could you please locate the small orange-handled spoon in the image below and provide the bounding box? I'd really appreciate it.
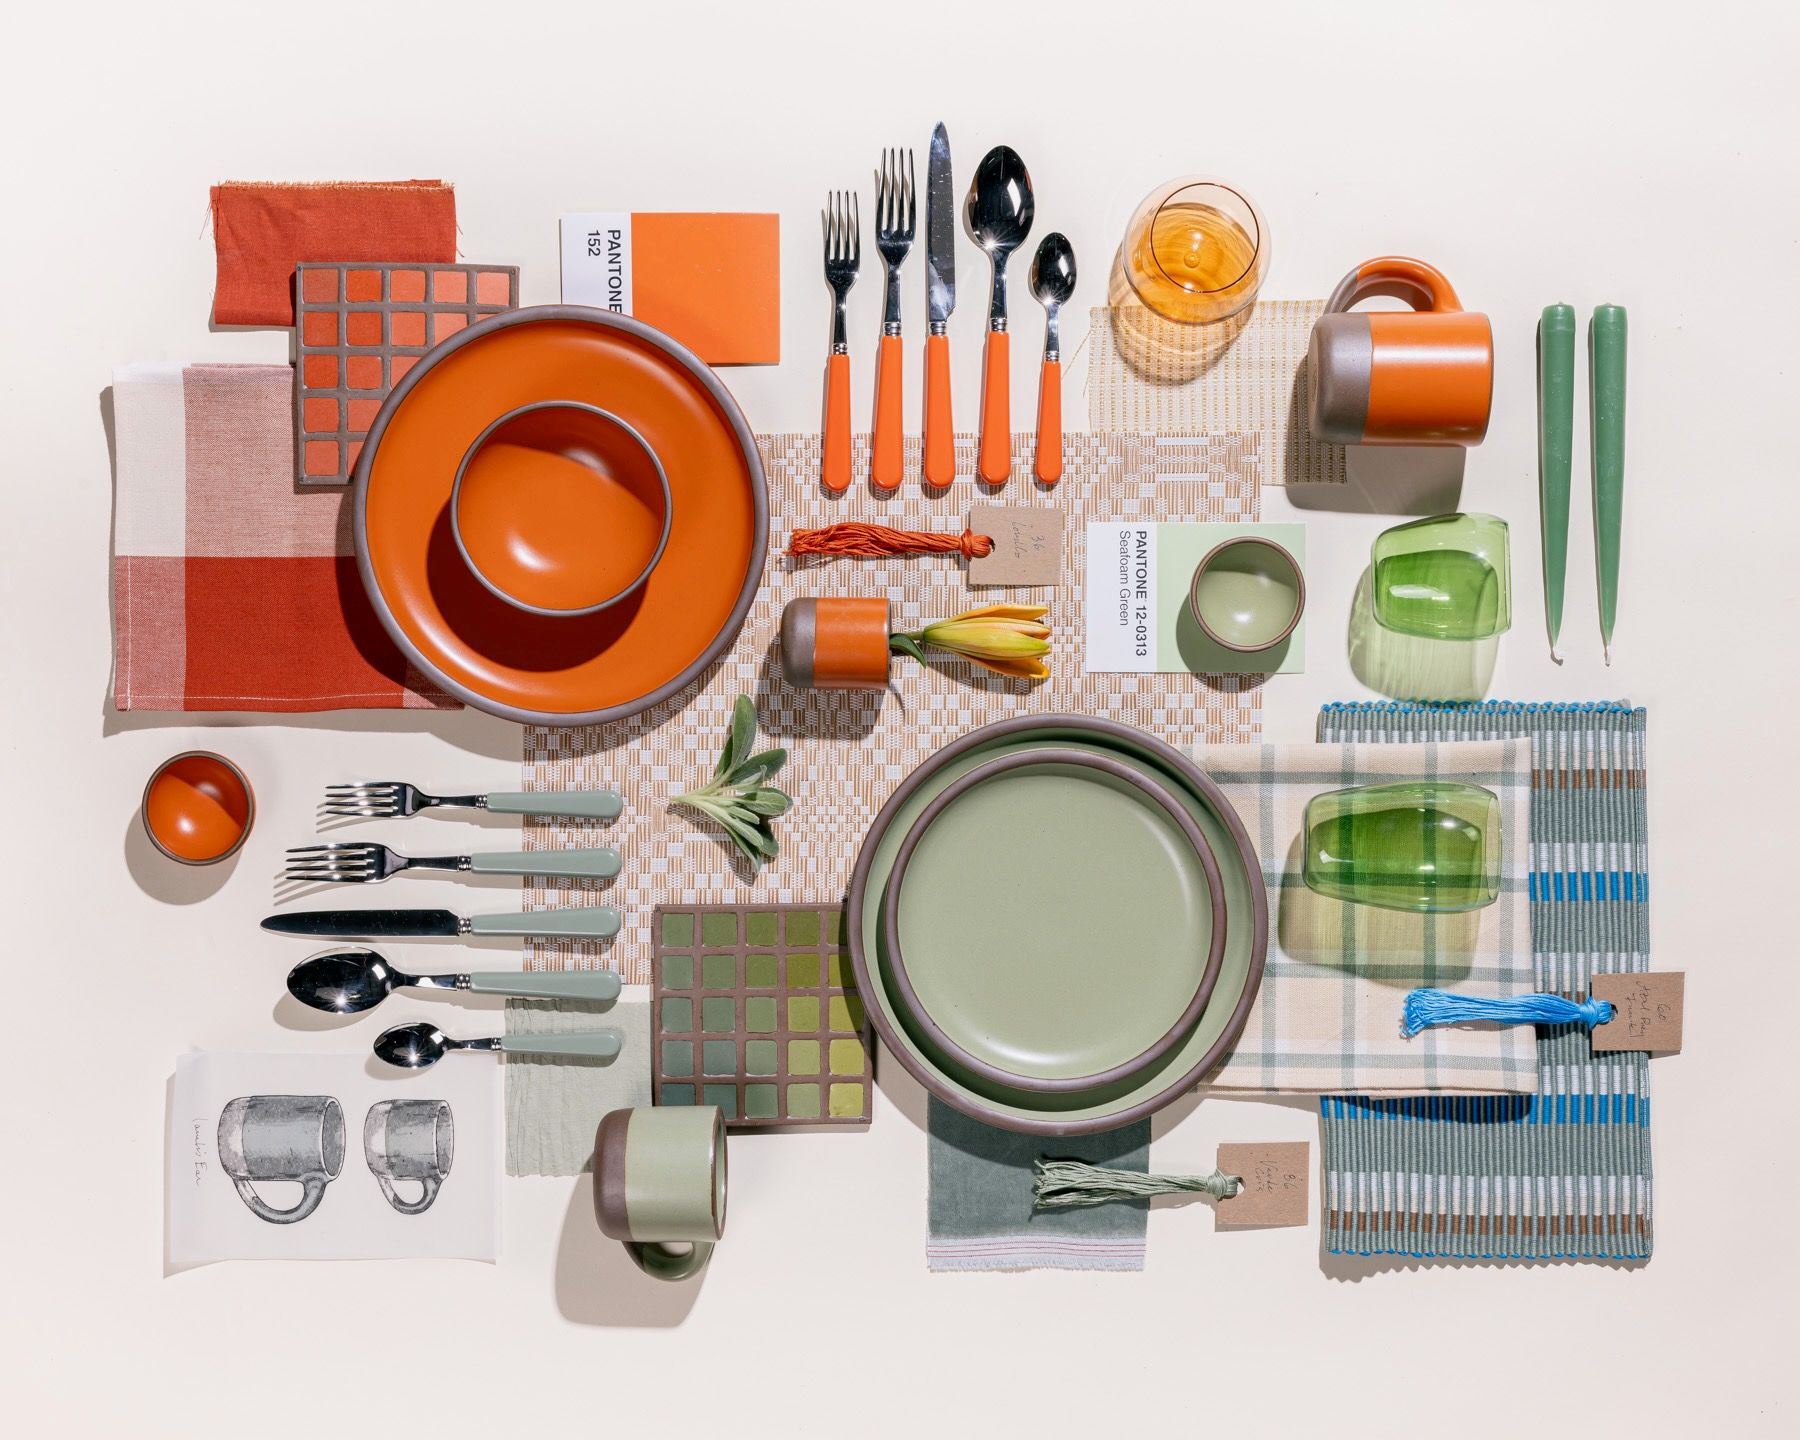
[965,146,1034,486]
[1030,233,1076,487]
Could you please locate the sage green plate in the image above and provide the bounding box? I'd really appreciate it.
[847,715,1268,1136]
[882,749,1225,1091]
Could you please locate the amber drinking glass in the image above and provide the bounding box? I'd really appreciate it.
[1122,178,1269,325]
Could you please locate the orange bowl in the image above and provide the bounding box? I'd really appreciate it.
[141,751,255,865]
[451,401,672,617]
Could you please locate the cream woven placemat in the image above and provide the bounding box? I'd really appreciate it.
[1085,299,1345,486]
[523,430,1261,984]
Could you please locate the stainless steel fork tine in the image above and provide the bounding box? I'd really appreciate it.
[851,192,860,266]
[905,147,916,233]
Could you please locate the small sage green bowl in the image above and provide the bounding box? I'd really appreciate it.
[1187,535,1305,654]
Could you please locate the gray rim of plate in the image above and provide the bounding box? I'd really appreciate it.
[350,304,770,727]
[880,747,1228,1094]
[847,714,1270,1136]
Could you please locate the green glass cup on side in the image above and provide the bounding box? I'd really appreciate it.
[1370,512,1512,641]
[1302,781,1502,914]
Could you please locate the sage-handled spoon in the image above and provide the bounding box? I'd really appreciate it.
[374,1021,622,1070]
[287,947,622,1015]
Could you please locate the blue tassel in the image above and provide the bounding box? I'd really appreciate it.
[1401,988,1614,1037]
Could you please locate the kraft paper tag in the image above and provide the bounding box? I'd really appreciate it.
[1590,972,1685,1053]
[966,505,1063,587]
[1215,1142,1310,1229]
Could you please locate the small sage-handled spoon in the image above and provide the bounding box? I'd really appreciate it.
[288,947,622,1015]
[1028,233,1077,486]
[374,1021,622,1070]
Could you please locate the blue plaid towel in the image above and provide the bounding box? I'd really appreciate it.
[1316,702,1652,1261]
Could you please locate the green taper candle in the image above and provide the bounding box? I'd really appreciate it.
[1589,305,1628,664]
[1537,305,1576,661]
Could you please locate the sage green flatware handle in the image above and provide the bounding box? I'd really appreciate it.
[499,1030,623,1061]
[485,790,622,820]
[469,848,621,880]
[468,906,621,940]
[466,970,623,1002]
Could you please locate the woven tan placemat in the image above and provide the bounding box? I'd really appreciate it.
[1085,299,1345,486]
[523,429,1262,984]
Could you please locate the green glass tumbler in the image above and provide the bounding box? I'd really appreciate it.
[1370,512,1512,641]
[1302,781,1502,913]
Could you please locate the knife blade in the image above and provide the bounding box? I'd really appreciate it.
[926,122,955,325]
[265,909,464,938]
[261,906,621,940]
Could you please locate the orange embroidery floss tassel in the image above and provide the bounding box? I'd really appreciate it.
[786,522,993,561]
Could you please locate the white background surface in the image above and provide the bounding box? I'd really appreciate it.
[3,0,1794,1433]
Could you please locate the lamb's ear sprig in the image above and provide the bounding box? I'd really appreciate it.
[670,696,792,868]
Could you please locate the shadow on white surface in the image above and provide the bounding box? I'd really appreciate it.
[554,1175,704,1327]
[125,811,237,903]
[1287,444,1465,516]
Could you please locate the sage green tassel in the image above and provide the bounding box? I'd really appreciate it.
[1031,1158,1242,1209]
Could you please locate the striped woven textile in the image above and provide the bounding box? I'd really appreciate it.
[1315,702,1652,1261]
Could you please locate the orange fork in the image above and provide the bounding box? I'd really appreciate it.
[821,190,860,493]
[871,147,915,491]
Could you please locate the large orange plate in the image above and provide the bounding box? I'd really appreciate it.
[352,306,768,724]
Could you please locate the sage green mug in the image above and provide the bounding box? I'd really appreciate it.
[593,1106,727,1281]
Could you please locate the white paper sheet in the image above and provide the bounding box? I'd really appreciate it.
[168,1051,500,1266]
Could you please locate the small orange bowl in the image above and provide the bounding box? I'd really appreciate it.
[142,751,255,865]
[451,400,673,618]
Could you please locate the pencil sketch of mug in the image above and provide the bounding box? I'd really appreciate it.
[216,1095,346,1224]
[363,1099,455,1215]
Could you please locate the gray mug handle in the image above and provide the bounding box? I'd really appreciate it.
[375,1172,441,1216]
[626,1239,713,1282]
[233,1172,328,1225]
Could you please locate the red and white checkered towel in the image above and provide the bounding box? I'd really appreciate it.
[109,361,454,712]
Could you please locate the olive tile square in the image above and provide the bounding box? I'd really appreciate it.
[652,904,874,1129]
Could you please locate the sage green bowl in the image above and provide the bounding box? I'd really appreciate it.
[1187,535,1306,653]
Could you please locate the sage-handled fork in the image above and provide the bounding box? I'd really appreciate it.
[323,781,621,821]
[871,147,915,491]
[821,189,860,494]
[284,841,621,884]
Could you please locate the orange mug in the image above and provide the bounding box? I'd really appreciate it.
[1307,257,1492,447]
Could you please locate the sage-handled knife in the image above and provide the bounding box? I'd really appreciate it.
[1537,303,1576,663]
[261,906,621,940]
[923,121,957,488]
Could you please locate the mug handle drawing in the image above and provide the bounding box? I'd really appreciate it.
[231,1173,332,1225]
[373,1171,441,1217]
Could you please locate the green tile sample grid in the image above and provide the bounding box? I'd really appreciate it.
[653,905,874,1128]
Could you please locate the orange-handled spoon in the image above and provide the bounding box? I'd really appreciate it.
[965,146,1034,487]
[1029,233,1076,487]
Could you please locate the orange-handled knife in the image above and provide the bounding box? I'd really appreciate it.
[923,123,957,487]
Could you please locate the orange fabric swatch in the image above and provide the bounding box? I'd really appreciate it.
[209,180,457,326]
